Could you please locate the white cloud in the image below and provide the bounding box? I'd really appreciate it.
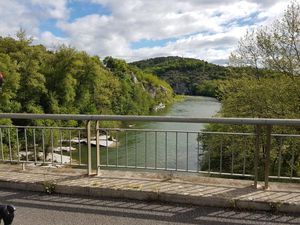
[0,0,39,36]
[0,0,69,38]
[57,14,130,56]
[0,0,294,64]
[30,0,69,20]
[39,31,69,50]
[124,28,243,63]
[66,0,287,62]
[257,1,291,25]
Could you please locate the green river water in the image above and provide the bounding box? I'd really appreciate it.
[74,96,221,171]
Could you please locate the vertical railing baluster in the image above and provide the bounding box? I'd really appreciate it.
[51,129,54,164]
[116,131,119,168]
[86,121,92,175]
[254,125,261,189]
[264,125,272,189]
[16,128,19,162]
[186,132,189,172]
[197,132,200,173]
[231,136,234,175]
[33,129,37,163]
[69,130,72,165]
[135,131,137,168]
[219,135,223,174]
[278,137,283,178]
[165,131,167,170]
[208,134,211,174]
[176,132,178,171]
[0,128,3,160]
[243,136,246,176]
[106,130,108,166]
[145,131,149,168]
[96,122,100,174]
[290,140,295,179]
[78,130,81,165]
[8,128,12,161]
[59,129,63,165]
[125,131,128,167]
[144,131,147,168]
[42,129,45,163]
[25,129,28,162]
[155,131,157,169]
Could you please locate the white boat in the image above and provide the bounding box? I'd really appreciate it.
[87,135,117,147]
[58,135,118,147]
[60,138,87,143]
[52,146,76,152]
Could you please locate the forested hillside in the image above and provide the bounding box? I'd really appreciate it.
[0,33,173,126]
[131,56,228,96]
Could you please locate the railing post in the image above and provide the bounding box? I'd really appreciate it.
[96,121,100,175]
[254,125,261,188]
[264,125,272,190]
[86,120,92,176]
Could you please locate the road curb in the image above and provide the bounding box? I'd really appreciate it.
[56,185,300,213]
[0,179,298,214]
[0,180,44,192]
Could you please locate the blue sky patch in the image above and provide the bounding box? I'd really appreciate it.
[39,19,66,37]
[236,12,261,26]
[131,37,178,49]
[222,12,261,27]
[68,1,111,22]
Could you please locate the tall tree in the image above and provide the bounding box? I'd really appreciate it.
[230,1,300,78]
[0,54,20,113]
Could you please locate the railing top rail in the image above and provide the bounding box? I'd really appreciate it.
[0,113,300,126]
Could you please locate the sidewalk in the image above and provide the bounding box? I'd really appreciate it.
[0,164,299,214]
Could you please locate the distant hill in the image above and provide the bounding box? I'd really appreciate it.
[131,56,229,95]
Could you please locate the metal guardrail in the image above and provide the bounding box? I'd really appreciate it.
[0,113,299,189]
[0,125,86,167]
[1,113,300,125]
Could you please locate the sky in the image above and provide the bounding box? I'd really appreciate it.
[0,0,295,64]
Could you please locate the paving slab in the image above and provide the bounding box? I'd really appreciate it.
[0,164,299,214]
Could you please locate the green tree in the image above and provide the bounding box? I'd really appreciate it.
[104,57,173,115]
[218,76,300,118]
[0,34,174,121]
[202,1,300,178]
[0,54,21,114]
[230,1,300,78]
[194,80,219,98]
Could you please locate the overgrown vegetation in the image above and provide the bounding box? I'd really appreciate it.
[201,1,300,178]
[0,33,173,127]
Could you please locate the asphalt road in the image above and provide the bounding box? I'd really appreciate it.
[0,189,299,225]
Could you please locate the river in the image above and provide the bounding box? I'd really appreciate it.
[76,96,221,171]
[138,96,221,130]
[102,96,221,171]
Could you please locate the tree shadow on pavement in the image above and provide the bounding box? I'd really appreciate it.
[0,189,299,225]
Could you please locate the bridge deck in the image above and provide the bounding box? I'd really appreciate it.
[0,164,299,214]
